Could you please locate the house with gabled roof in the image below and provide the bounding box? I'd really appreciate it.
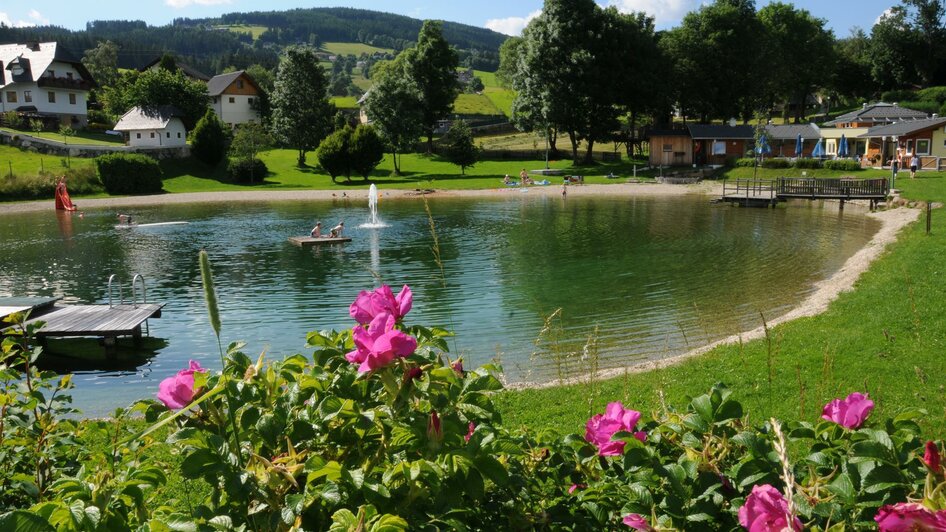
[139,57,211,83]
[764,123,822,158]
[647,124,754,166]
[207,70,261,127]
[859,116,946,171]
[0,41,97,127]
[824,102,929,128]
[113,105,187,147]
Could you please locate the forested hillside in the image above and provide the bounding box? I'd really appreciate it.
[0,7,505,76]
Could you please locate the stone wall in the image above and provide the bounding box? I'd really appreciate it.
[0,131,190,160]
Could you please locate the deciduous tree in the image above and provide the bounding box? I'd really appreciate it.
[439,120,478,174]
[399,21,460,153]
[365,61,424,176]
[271,47,335,166]
[81,40,119,88]
[191,108,230,167]
[349,124,385,180]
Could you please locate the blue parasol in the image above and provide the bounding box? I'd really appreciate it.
[812,138,824,158]
[755,134,771,155]
[838,134,849,158]
[795,134,804,157]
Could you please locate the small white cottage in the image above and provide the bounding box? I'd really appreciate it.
[113,105,187,147]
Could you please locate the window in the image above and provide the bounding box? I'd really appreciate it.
[229,97,235,103]
[66,72,73,80]
[48,92,55,103]
[712,141,726,155]
[248,97,254,105]
[177,132,181,138]
[68,93,76,105]
[136,133,141,139]
[662,144,672,152]
[47,69,54,77]
[6,91,16,103]
[826,140,837,155]
[916,139,931,155]
[237,80,244,89]
[906,139,913,154]
[166,132,171,138]
[150,132,155,138]
[23,91,32,103]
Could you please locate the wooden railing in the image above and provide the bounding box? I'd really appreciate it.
[776,177,888,199]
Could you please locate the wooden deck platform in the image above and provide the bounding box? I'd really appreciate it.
[288,236,352,247]
[721,177,889,207]
[23,303,163,342]
[0,296,62,322]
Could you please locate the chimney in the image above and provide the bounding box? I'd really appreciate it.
[862,103,868,109]
[20,41,40,51]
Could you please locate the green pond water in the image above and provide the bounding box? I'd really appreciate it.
[0,194,880,416]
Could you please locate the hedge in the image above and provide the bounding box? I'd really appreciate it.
[227,158,268,183]
[823,159,862,171]
[793,158,822,169]
[94,153,163,195]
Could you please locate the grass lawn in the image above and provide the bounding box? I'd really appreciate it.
[453,94,503,116]
[214,24,268,40]
[474,70,515,117]
[717,166,893,180]
[321,42,394,56]
[0,127,125,147]
[495,174,946,439]
[477,131,630,158]
[330,96,359,109]
[157,149,652,194]
[0,144,94,176]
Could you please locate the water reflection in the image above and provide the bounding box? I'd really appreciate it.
[0,196,880,416]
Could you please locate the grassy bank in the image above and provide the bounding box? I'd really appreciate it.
[495,178,946,438]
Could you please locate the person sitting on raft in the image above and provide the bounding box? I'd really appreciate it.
[329,221,344,238]
[117,213,133,225]
[310,221,322,238]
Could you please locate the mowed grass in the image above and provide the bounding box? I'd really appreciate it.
[0,144,94,176]
[330,96,359,109]
[158,148,652,193]
[0,127,125,147]
[474,69,515,117]
[321,42,394,56]
[453,94,503,116]
[495,176,946,439]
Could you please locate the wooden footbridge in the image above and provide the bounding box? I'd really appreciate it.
[1,275,163,355]
[721,177,889,207]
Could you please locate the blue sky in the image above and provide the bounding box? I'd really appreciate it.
[1,1,900,37]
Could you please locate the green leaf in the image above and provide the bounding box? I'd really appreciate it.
[329,509,358,532]
[370,514,409,532]
[827,472,855,505]
[473,456,508,487]
[0,510,55,532]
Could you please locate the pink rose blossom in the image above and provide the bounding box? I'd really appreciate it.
[875,502,946,531]
[584,402,646,456]
[821,392,874,429]
[451,358,464,376]
[157,360,206,410]
[427,411,443,443]
[738,484,803,532]
[924,441,941,472]
[568,483,585,494]
[465,421,476,442]
[404,366,423,383]
[349,284,413,324]
[622,514,655,531]
[345,312,417,373]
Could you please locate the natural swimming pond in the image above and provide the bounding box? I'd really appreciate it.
[0,194,880,416]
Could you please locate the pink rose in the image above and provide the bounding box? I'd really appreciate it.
[738,484,803,532]
[924,441,941,472]
[568,483,585,494]
[349,284,413,324]
[821,392,874,429]
[451,358,464,376]
[345,312,418,373]
[427,411,443,443]
[875,502,946,531]
[465,421,476,442]
[622,514,655,531]
[584,402,646,456]
[157,360,206,410]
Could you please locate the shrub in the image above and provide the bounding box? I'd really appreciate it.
[227,157,268,183]
[794,158,822,169]
[916,86,946,104]
[29,119,44,132]
[762,158,791,169]
[2,110,22,129]
[349,124,385,179]
[85,123,111,132]
[95,153,163,194]
[439,120,479,174]
[733,157,756,167]
[190,108,229,166]
[898,100,938,115]
[881,89,917,102]
[824,159,862,171]
[316,125,353,182]
[86,109,113,126]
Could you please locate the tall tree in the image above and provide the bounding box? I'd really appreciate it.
[270,47,335,166]
[119,69,209,129]
[758,3,835,123]
[832,29,876,102]
[365,61,425,175]
[439,120,478,174]
[81,40,119,88]
[495,37,523,88]
[902,0,946,85]
[399,21,460,153]
[191,108,230,167]
[870,7,917,90]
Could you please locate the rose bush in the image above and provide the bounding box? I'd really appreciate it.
[1,279,944,530]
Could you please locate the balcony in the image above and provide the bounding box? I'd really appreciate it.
[37,77,95,91]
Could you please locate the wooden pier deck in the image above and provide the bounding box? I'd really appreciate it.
[0,296,62,322]
[288,236,352,246]
[721,177,889,207]
[22,303,163,344]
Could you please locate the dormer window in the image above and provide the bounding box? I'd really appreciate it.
[47,70,55,77]
[237,79,244,89]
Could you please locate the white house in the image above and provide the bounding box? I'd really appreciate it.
[113,106,187,147]
[207,70,261,127]
[0,41,97,127]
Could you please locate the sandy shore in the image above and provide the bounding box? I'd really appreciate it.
[0,182,920,390]
[506,203,921,389]
[0,181,720,214]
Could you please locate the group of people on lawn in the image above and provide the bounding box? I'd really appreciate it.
[890,150,921,179]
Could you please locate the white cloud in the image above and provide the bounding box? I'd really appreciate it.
[0,11,36,27]
[605,0,700,27]
[165,0,232,8]
[28,9,49,25]
[484,10,541,36]
[875,7,895,26]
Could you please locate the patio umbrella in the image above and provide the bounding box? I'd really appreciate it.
[795,134,804,157]
[812,138,824,158]
[755,134,771,156]
[838,134,849,158]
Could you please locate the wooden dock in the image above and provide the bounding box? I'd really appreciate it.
[288,236,352,247]
[22,303,163,346]
[721,177,889,207]
[0,296,62,322]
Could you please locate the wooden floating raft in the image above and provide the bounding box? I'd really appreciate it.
[22,303,164,343]
[0,296,62,323]
[288,236,352,247]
